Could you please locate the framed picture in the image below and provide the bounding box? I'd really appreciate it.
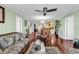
[0,6,5,23]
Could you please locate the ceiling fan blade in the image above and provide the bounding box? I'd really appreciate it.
[35,10,42,12]
[47,8,57,12]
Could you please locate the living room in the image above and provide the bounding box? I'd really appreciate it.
[0,4,79,54]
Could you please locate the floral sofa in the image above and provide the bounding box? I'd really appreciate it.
[0,32,29,54]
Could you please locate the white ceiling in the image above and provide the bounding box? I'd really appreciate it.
[4,4,79,22]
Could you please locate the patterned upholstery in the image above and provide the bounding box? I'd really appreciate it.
[0,32,28,54]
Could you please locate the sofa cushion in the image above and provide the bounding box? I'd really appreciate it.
[0,37,14,49]
[3,41,26,54]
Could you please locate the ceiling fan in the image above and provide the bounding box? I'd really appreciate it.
[35,7,57,16]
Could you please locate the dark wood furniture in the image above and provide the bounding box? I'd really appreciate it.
[19,44,29,54]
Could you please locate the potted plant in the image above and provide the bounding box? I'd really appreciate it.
[55,20,62,39]
[26,26,30,34]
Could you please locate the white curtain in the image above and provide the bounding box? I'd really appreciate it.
[65,15,74,40]
[16,15,23,33]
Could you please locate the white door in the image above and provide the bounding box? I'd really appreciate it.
[16,15,22,33]
[65,15,74,40]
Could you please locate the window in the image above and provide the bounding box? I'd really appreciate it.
[65,15,74,40]
[16,15,22,33]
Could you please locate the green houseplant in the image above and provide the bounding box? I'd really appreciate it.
[26,26,30,34]
[55,20,62,39]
